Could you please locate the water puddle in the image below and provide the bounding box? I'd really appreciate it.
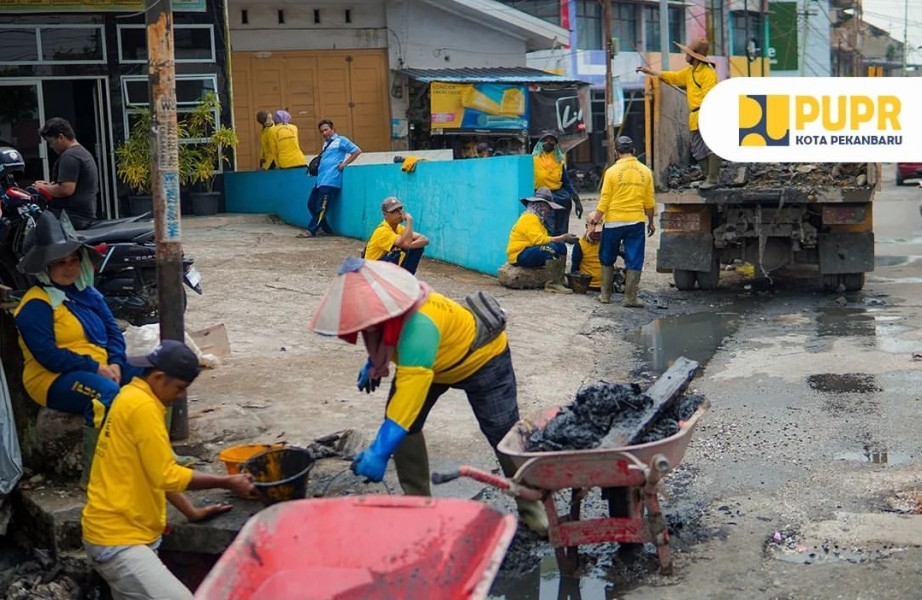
[834,449,911,465]
[489,556,619,600]
[634,311,741,375]
[807,373,881,394]
[875,255,919,268]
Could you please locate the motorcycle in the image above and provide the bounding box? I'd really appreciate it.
[0,146,202,325]
[569,165,603,193]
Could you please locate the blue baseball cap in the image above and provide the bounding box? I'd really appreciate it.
[128,340,201,382]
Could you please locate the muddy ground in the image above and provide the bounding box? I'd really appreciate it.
[166,170,922,600]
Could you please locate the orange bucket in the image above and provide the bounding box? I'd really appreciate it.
[219,443,285,475]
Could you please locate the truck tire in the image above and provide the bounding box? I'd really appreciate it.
[841,273,865,291]
[674,269,697,291]
[696,257,721,290]
[821,274,841,292]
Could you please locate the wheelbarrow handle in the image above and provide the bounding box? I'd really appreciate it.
[432,466,543,501]
[431,469,461,484]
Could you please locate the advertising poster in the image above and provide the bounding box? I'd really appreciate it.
[430,82,529,132]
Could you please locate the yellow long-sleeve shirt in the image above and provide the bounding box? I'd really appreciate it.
[576,238,602,288]
[506,212,552,264]
[259,125,275,169]
[386,293,508,430]
[82,378,194,546]
[269,124,307,168]
[658,64,718,131]
[597,156,655,225]
[533,152,564,190]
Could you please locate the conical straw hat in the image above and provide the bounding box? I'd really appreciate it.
[309,257,422,336]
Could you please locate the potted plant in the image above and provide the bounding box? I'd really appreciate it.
[183,93,238,216]
[114,107,154,216]
[115,93,238,217]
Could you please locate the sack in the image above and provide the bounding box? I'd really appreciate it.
[307,155,321,177]
[464,291,507,352]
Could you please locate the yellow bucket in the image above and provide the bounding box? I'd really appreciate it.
[218,443,285,475]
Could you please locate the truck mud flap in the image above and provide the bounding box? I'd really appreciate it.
[657,233,714,272]
[818,232,874,275]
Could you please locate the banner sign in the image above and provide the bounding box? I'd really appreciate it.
[699,77,922,162]
[528,84,591,150]
[0,0,206,12]
[767,2,798,71]
[430,82,529,132]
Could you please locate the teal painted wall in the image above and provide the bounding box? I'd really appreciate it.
[224,156,532,275]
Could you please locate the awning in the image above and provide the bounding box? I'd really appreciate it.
[401,67,585,86]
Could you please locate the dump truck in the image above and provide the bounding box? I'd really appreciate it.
[645,79,879,292]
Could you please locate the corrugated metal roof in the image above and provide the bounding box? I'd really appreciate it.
[401,67,584,84]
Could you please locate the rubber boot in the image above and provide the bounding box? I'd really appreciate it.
[496,453,549,537]
[393,432,432,496]
[622,270,645,308]
[165,406,197,467]
[699,154,721,190]
[599,265,614,304]
[544,257,573,294]
[80,426,100,491]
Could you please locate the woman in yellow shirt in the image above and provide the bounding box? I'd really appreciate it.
[256,110,275,169]
[532,130,582,235]
[269,110,307,169]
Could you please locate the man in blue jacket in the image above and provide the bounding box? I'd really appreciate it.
[300,119,361,238]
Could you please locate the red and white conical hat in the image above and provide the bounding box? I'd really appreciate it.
[310,257,422,336]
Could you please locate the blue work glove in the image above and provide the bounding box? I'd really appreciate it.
[356,358,380,394]
[351,418,408,482]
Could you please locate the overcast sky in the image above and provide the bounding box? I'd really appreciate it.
[861,0,922,63]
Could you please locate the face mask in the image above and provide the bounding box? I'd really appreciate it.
[542,142,555,153]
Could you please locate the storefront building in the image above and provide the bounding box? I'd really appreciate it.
[0,0,230,218]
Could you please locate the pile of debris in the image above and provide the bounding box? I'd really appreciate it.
[524,381,704,452]
[665,162,871,191]
[1,548,97,600]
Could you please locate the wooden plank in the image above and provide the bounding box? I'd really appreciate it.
[597,357,699,449]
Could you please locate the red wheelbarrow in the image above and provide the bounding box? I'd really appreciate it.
[194,496,515,600]
[433,358,708,576]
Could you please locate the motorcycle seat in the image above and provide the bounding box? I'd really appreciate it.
[76,223,154,244]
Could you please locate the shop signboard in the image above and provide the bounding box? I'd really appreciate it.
[430,81,529,133]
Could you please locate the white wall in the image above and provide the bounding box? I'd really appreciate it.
[386,0,528,70]
[228,0,388,51]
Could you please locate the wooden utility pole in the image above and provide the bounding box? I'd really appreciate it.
[146,0,188,439]
[601,0,616,165]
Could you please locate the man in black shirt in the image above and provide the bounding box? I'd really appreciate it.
[35,118,99,229]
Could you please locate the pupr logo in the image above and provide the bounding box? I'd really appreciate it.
[698,78,922,162]
[738,95,789,146]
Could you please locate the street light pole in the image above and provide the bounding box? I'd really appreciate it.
[601,0,616,165]
[146,0,188,439]
[902,0,908,75]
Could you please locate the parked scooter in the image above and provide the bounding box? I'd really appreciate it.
[0,146,202,325]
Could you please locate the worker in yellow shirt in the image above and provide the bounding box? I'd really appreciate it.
[570,210,604,290]
[636,38,721,189]
[310,258,549,536]
[268,110,307,169]
[364,196,429,274]
[256,110,275,170]
[532,130,582,235]
[82,341,255,600]
[596,137,656,307]
[506,187,579,294]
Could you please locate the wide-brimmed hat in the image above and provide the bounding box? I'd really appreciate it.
[538,129,559,142]
[519,186,563,210]
[309,257,422,336]
[18,211,97,274]
[675,38,712,64]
